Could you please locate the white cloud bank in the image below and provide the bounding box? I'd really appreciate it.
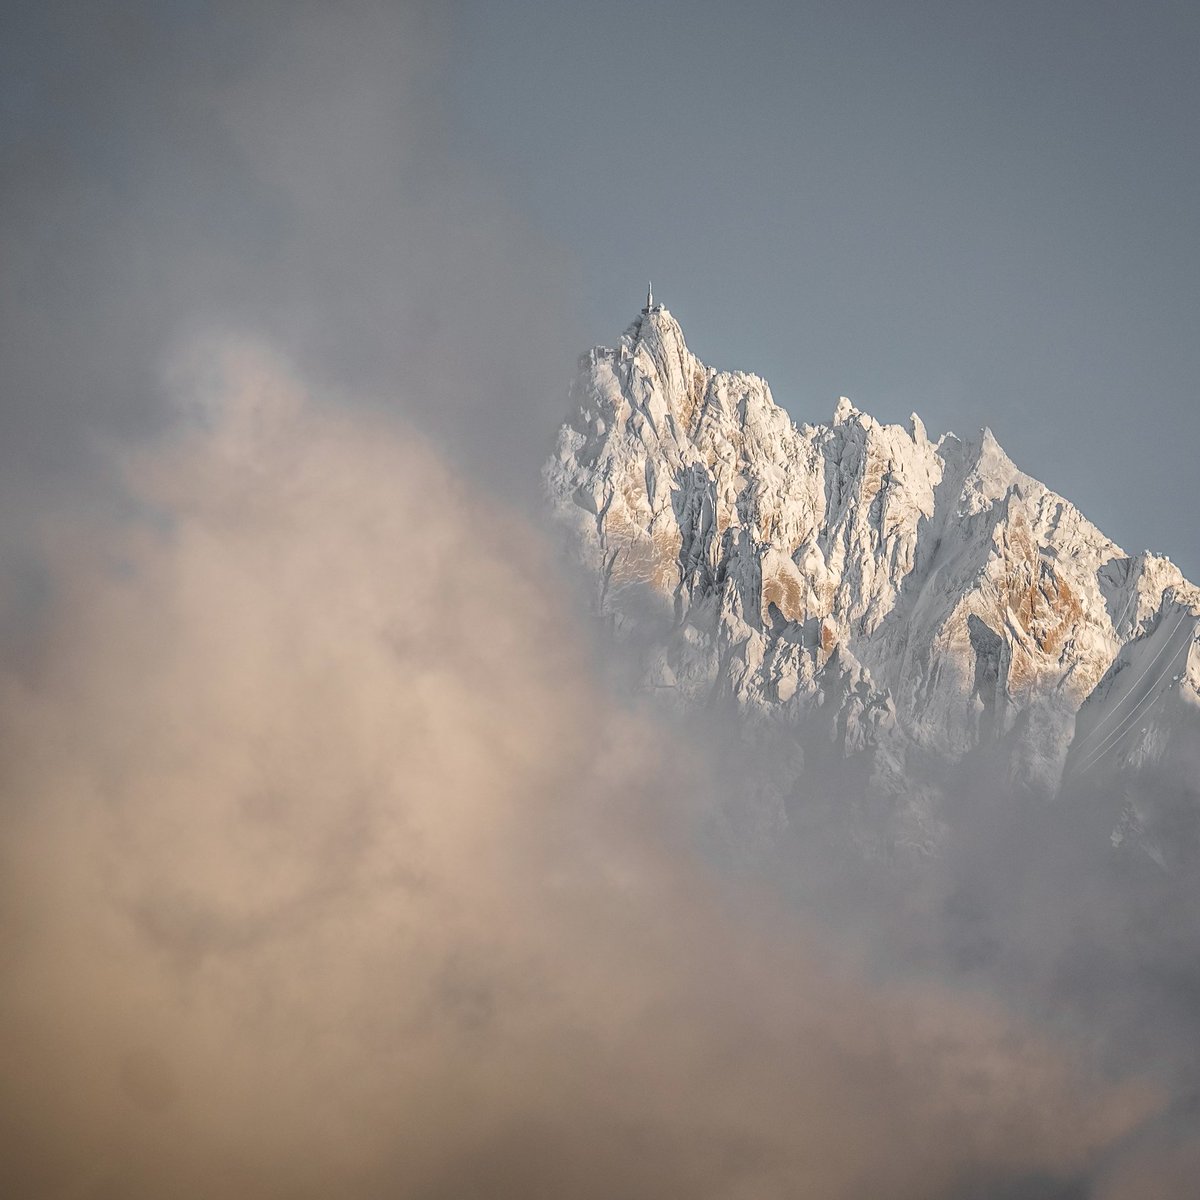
[0,344,1164,1199]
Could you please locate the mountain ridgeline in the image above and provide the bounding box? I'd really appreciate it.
[545,303,1200,858]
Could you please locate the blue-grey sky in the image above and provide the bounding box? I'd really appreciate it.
[452,0,1200,576]
[1,1,1196,580]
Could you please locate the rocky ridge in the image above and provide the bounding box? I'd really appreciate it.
[545,303,1200,853]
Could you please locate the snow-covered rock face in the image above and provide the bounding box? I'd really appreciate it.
[545,304,1200,842]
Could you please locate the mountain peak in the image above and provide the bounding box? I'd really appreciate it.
[546,309,1199,849]
[833,395,857,424]
[632,302,680,339]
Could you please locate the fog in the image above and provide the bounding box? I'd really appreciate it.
[2,4,1199,1197]
[0,1,578,516]
[0,344,1165,1198]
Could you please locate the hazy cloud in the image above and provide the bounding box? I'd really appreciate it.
[0,0,579,520]
[0,346,1160,1198]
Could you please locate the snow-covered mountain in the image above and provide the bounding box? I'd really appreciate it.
[545,301,1200,852]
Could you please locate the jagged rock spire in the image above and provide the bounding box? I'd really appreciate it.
[544,302,1200,845]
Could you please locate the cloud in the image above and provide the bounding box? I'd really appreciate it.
[1093,1104,1200,1200]
[0,345,1160,1199]
[0,0,579,529]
